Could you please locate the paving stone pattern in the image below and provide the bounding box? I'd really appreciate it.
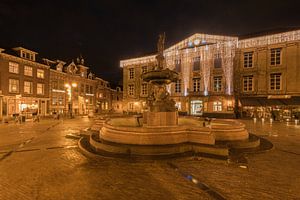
[0,117,299,199]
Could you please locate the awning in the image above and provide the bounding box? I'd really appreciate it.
[240,96,300,106]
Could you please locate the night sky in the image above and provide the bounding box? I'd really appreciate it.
[1,0,300,86]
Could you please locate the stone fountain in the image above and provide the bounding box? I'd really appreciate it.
[141,33,179,127]
[80,34,260,158]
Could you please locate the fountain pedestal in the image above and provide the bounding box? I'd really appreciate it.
[143,111,178,127]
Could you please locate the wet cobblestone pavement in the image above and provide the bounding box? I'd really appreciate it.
[0,117,299,199]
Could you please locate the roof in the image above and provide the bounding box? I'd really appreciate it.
[238,26,300,40]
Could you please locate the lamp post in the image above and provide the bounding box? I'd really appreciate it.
[65,82,77,118]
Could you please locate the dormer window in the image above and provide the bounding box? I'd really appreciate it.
[20,50,35,61]
[13,47,37,61]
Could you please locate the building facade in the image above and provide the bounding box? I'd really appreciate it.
[121,29,300,119]
[0,47,119,120]
[0,47,50,120]
[121,34,238,117]
[236,30,300,120]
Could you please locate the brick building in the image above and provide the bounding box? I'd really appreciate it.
[0,47,50,120]
[0,47,118,120]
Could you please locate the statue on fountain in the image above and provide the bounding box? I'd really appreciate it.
[141,33,178,113]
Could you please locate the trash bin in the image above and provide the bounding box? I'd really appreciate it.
[21,116,26,122]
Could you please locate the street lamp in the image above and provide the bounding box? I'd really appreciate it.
[65,82,77,118]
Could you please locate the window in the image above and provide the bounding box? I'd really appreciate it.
[141,83,148,95]
[213,101,222,112]
[24,81,33,94]
[37,69,44,79]
[86,85,90,93]
[213,76,222,92]
[175,79,181,93]
[243,76,254,92]
[37,83,44,95]
[128,84,134,96]
[90,86,93,94]
[270,73,281,90]
[129,102,134,110]
[193,78,201,92]
[175,59,181,72]
[52,80,58,90]
[9,62,19,74]
[142,66,148,74]
[24,66,33,76]
[193,57,200,71]
[129,68,134,79]
[270,48,281,66]
[80,84,84,93]
[9,79,19,93]
[244,52,253,68]
[58,96,63,105]
[214,53,222,68]
[52,97,58,105]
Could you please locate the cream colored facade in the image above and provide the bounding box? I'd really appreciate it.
[121,34,237,117]
[236,30,300,119]
[121,30,300,118]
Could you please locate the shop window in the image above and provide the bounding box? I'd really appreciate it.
[213,101,222,112]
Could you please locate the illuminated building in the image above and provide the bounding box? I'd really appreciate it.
[0,47,50,120]
[121,33,237,116]
[121,29,300,118]
[0,47,118,120]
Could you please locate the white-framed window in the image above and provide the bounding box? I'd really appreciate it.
[129,68,134,79]
[193,78,201,92]
[141,83,148,95]
[175,79,181,93]
[24,81,33,94]
[270,73,281,90]
[270,48,281,66]
[128,84,134,96]
[9,62,19,74]
[37,83,44,95]
[9,79,19,93]
[24,66,33,76]
[213,76,222,92]
[142,66,147,74]
[213,101,222,112]
[244,52,253,68]
[37,69,45,79]
[243,75,253,91]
